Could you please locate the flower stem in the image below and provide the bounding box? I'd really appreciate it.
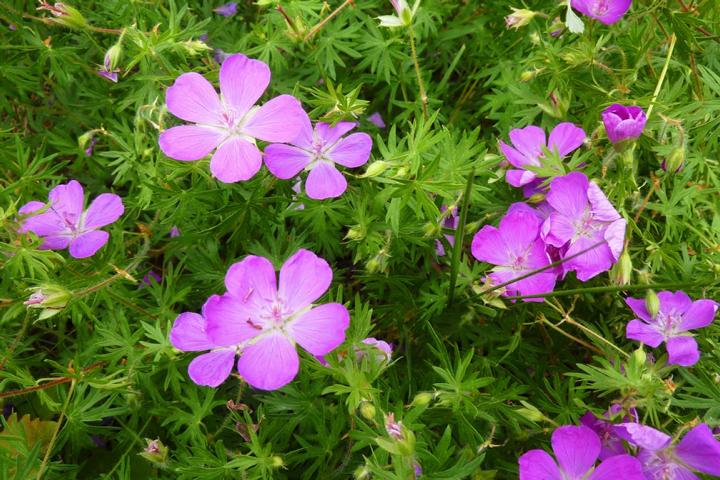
[646,33,676,121]
[304,0,355,42]
[408,25,428,119]
[447,167,475,307]
[538,314,604,356]
[505,280,717,301]
[35,378,76,480]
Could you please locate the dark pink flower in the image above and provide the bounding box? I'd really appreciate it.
[602,104,647,144]
[571,0,632,25]
[159,54,306,183]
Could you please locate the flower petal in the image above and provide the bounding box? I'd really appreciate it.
[551,425,601,478]
[327,132,372,168]
[170,312,216,351]
[19,210,64,238]
[68,230,109,258]
[666,336,700,367]
[166,72,223,125]
[508,125,546,161]
[657,290,693,315]
[244,95,306,143]
[587,182,621,222]
[563,230,614,281]
[499,207,542,258]
[675,424,720,476]
[237,332,299,390]
[224,255,278,307]
[626,319,664,347]
[604,218,626,261]
[506,169,537,188]
[219,54,270,117]
[278,249,332,313]
[541,212,577,248]
[49,180,85,222]
[546,172,589,218]
[188,350,235,388]
[471,225,508,266]
[288,303,350,356]
[159,125,223,161]
[625,297,653,322]
[316,122,357,146]
[680,299,718,331]
[518,449,562,480]
[209,136,262,183]
[588,455,643,480]
[614,423,671,451]
[18,201,45,216]
[548,122,586,157]
[83,193,124,229]
[40,234,72,251]
[501,141,533,168]
[264,144,312,179]
[204,294,266,347]
[305,162,347,200]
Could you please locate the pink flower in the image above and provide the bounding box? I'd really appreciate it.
[18,180,124,259]
[367,112,386,128]
[571,0,632,25]
[213,2,237,17]
[183,249,350,390]
[601,104,647,144]
[264,112,372,199]
[159,54,306,183]
[359,337,393,361]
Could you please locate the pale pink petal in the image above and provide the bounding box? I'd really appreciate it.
[49,180,84,222]
[680,300,718,331]
[666,336,700,367]
[547,122,586,157]
[508,125,546,161]
[170,312,216,351]
[551,425,600,478]
[316,122,357,146]
[288,303,350,355]
[83,193,124,229]
[244,95,306,143]
[306,162,347,200]
[166,72,223,126]
[68,230,109,258]
[327,132,372,168]
[263,144,312,179]
[224,255,278,307]
[203,294,265,347]
[626,319,663,347]
[518,449,562,480]
[546,172,589,218]
[188,349,235,388]
[471,225,509,266]
[278,249,332,313]
[209,136,262,182]
[159,125,224,161]
[219,54,270,116]
[236,332,299,390]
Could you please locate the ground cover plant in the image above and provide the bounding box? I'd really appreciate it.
[1,0,720,478]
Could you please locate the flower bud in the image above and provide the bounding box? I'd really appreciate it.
[520,69,538,82]
[662,147,685,173]
[180,40,212,56]
[24,284,71,319]
[359,402,376,420]
[354,466,371,479]
[271,456,284,468]
[345,225,366,241]
[645,290,660,319]
[411,392,433,407]
[104,43,122,71]
[602,104,647,145]
[611,250,632,286]
[505,8,537,30]
[37,2,88,29]
[362,161,389,178]
[632,347,646,367]
[394,166,408,178]
[139,438,169,467]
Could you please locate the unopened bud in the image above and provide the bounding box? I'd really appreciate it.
[354,466,371,479]
[363,161,389,178]
[180,40,212,56]
[104,43,122,70]
[520,70,537,82]
[611,250,632,286]
[527,192,546,204]
[345,225,366,241]
[24,284,71,319]
[37,2,88,29]
[366,258,380,273]
[505,8,537,30]
[139,438,169,467]
[645,290,660,319]
[632,348,646,367]
[662,147,685,173]
[516,401,546,422]
[271,456,284,468]
[359,402,376,420]
[411,392,433,407]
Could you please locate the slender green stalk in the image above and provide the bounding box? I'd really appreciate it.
[407,25,428,118]
[447,168,475,307]
[538,314,603,355]
[304,0,355,42]
[646,33,677,120]
[36,379,76,480]
[505,280,716,300]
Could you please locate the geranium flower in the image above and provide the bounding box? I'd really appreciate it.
[601,104,647,144]
[615,422,720,479]
[471,202,556,302]
[213,2,237,17]
[500,123,586,195]
[18,180,124,259]
[571,0,631,25]
[541,172,626,281]
[201,249,350,390]
[367,112,386,128]
[625,291,718,366]
[159,53,305,183]
[264,112,372,199]
[378,0,419,27]
[580,404,638,460]
[519,425,644,479]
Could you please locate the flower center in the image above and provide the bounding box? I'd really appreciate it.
[259,299,293,328]
[657,310,683,338]
[591,0,610,15]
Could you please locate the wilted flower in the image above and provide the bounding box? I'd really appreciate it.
[602,104,647,144]
[159,53,305,183]
[367,112,386,128]
[471,202,556,301]
[541,172,626,281]
[385,412,404,439]
[662,147,685,173]
[625,291,718,366]
[358,337,393,362]
[18,180,124,258]
[264,112,372,200]
[84,137,98,156]
[24,284,72,319]
[378,0,419,28]
[518,425,644,479]
[505,8,538,29]
[616,422,720,479]
[571,0,631,25]
[139,438,169,467]
[37,2,88,29]
[213,2,238,17]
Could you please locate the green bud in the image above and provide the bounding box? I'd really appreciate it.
[78,131,94,150]
[359,402,376,420]
[139,438,169,467]
[394,166,409,178]
[505,8,538,30]
[632,347,646,367]
[38,2,88,29]
[411,392,433,407]
[362,161,389,178]
[354,466,371,479]
[24,284,71,319]
[520,70,537,82]
[516,401,546,422]
[180,40,212,56]
[663,147,685,173]
[104,43,123,70]
[645,290,660,319]
[345,225,366,241]
[366,258,380,273]
[400,6,413,26]
[611,250,632,286]
[422,222,440,237]
[527,192,546,204]
[271,456,284,468]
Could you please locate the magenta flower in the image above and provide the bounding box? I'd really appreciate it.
[264,112,372,200]
[602,104,647,144]
[500,123,586,193]
[616,422,720,479]
[571,0,631,25]
[541,172,626,281]
[159,53,305,183]
[18,180,124,259]
[625,291,718,366]
[170,225,181,238]
[367,112,386,128]
[519,425,644,479]
[436,206,459,257]
[213,2,238,17]
[580,404,638,460]
[200,249,350,390]
[471,202,556,302]
[359,337,393,362]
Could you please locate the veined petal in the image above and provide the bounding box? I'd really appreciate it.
[68,230,109,258]
[551,425,600,478]
[563,231,614,282]
[327,132,372,168]
[306,163,348,200]
[278,249,333,313]
[471,225,508,266]
[204,294,265,347]
[675,424,720,476]
[506,169,537,188]
[159,125,223,161]
[170,312,216,351]
[518,449,562,480]
[224,255,278,307]
[49,180,85,223]
[237,332,299,390]
[244,95,306,143]
[288,303,350,356]
[666,336,700,367]
[546,172,589,218]
[657,291,693,315]
[166,72,223,126]
[83,193,124,229]
[548,122,586,157]
[209,136,262,183]
[316,121,356,146]
[188,350,235,388]
[625,297,653,322]
[498,208,542,257]
[500,141,533,168]
[508,125,546,161]
[219,54,271,117]
[19,210,64,238]
[264,144,312,179]
[680,299,718,332]
[588,455,643,480]
[587,182,621,222]
[626,320,663,347]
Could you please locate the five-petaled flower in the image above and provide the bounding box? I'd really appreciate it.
[264,112,372,199]
[173,249,350,390]
[571,0,632,25]
[541,172,626,281]
[500,122,586,196]
[519,425,644,479]
[601,104,647,144]
[18,180,124,259]
[625,290,718,366]
[159,53,305,183]
[471,202,556,302]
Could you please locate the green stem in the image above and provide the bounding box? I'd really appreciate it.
[36,379,76,480]
[408,25,428,118]
[447,168,475,307]
[538,315,604,355]
[506,280,716,300]
[646,33,676,120]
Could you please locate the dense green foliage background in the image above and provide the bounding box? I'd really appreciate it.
[1,0,719,478]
